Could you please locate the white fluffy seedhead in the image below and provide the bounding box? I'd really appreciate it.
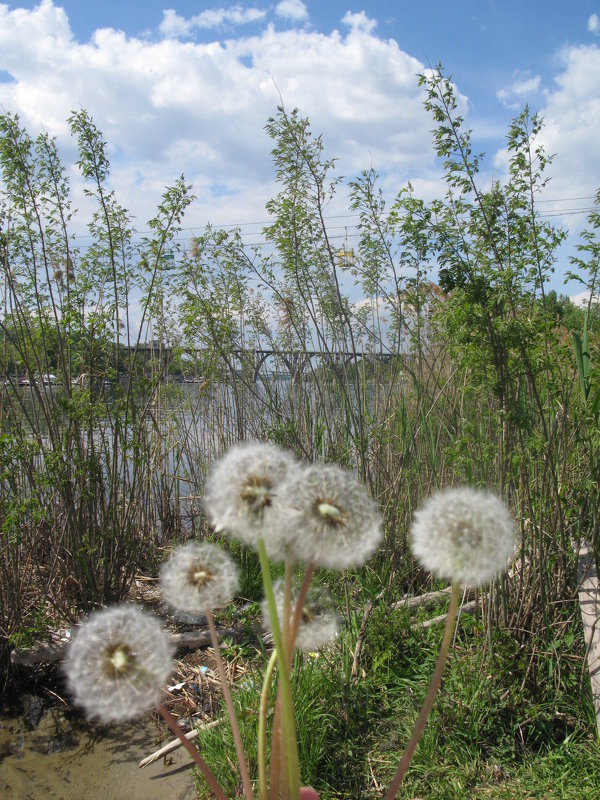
[279,463,383,569]
[204,442,301,559]
[160,541,239,611]
[410,486,516,586]
[64,604,173,723]
[262,581,338,652]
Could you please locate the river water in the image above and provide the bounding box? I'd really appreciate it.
[0,704,196,800]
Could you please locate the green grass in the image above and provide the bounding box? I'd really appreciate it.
[8,605,53,649]
[358,606,599,799]
[193,595,599,799]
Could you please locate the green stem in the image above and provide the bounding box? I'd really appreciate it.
[257,537,301,800]
[157,703,228,800]
[270,563,315,796]
[258,650,278,800]
[288,563,315,658]
[383,582,461,800]
[205,608,254,800]
[269,693,283,798]
[283,560,293,660]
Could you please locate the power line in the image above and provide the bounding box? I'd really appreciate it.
[68,195,595,240]
[536,195,596,204]
[540,208,596,218]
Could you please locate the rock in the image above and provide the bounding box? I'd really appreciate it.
[22,695,45,730]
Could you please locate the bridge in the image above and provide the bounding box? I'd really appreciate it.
[135,343,408,381]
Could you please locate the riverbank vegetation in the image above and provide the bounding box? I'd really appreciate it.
[1,66,600,796]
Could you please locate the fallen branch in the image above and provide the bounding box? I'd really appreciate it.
[139,718,223,768]
[392,585,476,612]
[170,628,237,649]
[576,540,600,737]
[11,628,238,666]
[11,641,68,666]
[415,599,478,629]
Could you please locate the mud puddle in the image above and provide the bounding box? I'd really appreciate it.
[0,701,196,800]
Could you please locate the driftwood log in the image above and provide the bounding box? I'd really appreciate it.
[13,586,480,666]
[138,719,222,768]
[10,628,238,666]
[392,585,476,611]
[417,599,479,629]
[576,540,600,737]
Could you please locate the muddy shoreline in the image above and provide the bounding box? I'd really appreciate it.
[1,693,197,799]
[1,664,197,800]
[0,588,252,799]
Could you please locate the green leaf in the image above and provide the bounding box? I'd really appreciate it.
[573,330,591,402]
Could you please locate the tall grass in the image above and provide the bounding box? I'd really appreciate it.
[0,110,196,675]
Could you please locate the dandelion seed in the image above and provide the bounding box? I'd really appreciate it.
[64,604,173,723]
[280,463,383,569]
[262,581,338,651]
[204,442,301,558]
[160,541,239,612]
[410,486,516,586]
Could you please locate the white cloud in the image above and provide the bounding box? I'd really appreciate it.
[570,290,600,308]
[341,11,378,34]
[535,44,600,225]
[510,74,540,96]
[0,0,440,270]
[588,13,600,35]
[275,1,309,22]
[159,9,192,38]
[497,70,541,108]
[490,45,600,249]
[235,24,431,170]
[159,5,266,38]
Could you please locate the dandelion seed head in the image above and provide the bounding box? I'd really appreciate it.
[281,463,383,569]
[64,604,173,723]
[160,541,239,611]
[262,581,338,651]
[204,442,301,558]
[410,486,516,586]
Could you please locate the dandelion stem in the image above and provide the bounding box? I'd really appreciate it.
[157,703,228,800]
[283,560,293,661]
[269,697,283,798]
[258,650,278,800]
[205,608,254,800]
[257,537,301,800]
[383,582,461,799]
[269,562,316,796]
[288,563,315,658]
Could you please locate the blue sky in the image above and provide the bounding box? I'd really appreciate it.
[0,0,599,300]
